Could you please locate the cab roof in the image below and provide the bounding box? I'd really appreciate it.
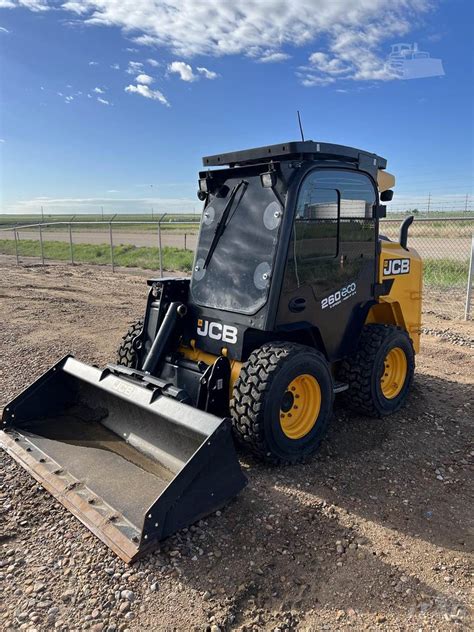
[202,140,387,171]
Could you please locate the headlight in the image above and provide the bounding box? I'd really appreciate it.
[260,172,276,188]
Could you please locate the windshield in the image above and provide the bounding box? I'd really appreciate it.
[191,173,284,314]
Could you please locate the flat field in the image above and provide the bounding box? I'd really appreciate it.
[0,261,472,631]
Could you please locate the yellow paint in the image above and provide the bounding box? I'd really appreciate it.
[380,347,407,399]
[178,344,243,397]
[366,241,423,353]
[377,170,395,191]
[280,374,321,440]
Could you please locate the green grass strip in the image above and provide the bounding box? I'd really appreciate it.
[0,239,469,286]
[0,238,194,272]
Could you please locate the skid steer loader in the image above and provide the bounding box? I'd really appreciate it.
[1,141,422,562]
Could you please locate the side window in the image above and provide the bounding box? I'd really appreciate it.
[295,187,339,259]
[285,169,377,293]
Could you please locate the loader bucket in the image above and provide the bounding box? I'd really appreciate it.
[0,356,247,562]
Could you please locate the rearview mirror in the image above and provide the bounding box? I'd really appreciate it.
[380,189,394,202]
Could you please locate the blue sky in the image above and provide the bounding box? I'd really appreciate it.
[0,0,472,215]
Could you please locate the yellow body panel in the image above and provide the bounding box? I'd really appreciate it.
[366,241,423,353]
[377,170,396,191]
[178,343,243,397]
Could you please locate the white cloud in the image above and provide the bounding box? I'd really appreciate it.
[89,60,98,66]
[168,61,219,82]
[93,86,105,94]
[308,52,351,75]
[168,61,196,82]
[126,61,143,74]
[136,73,154,85]
[0,1,48,11]
[61,1,88,13]
[297,72,335,87]
[97,97,110,105]
[125,83,170,106]
[64,95,74,103]
[0,26,10,33]
[197,66,218,79]
[147,58,160,67]
[111,63,120,70]
[257,52,291,64]
[0,138,5,143]
[5,1,432,85]
[17,1,429,59]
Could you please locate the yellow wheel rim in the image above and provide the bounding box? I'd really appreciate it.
[380,347,407,399]
[280,374,321,440]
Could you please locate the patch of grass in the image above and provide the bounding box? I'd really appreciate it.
[423,258,469,287]
[1,239,469,287]
[0,238,194,272]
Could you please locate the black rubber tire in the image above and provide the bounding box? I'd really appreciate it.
[230,342,334,464]
[339,324,415,417]
[117,318,144,368]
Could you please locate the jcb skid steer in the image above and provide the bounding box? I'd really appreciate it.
[1,141,422,562]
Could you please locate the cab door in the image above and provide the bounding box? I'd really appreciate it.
[277,168,378,360]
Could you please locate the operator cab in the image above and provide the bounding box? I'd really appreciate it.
[190,141,391,361]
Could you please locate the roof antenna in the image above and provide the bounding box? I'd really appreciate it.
[297,110,305,142]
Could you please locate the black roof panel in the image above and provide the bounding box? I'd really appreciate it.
[202,140,387,170]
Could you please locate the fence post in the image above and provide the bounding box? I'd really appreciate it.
[184,233,187,251]
[14,228,19,264]
[109,222,115,272]
[158,221,163,277]
[464,234,474,320]
[39,224,45,265]
[69,223,74,264]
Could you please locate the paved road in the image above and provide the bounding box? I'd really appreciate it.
[2,229,199,251]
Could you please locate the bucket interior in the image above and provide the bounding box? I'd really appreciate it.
[13,375,205,530]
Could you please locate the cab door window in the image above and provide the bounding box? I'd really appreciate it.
[292,188,339,287]
[285,169,376,294]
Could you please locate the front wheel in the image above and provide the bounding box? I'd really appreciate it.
[339,324,415,417]
[117,318,144,368]
[230,342,334,464]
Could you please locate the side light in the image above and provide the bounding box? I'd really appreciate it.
[260,172,276,188]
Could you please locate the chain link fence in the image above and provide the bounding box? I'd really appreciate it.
[380,217,474,319]
[1,216,473,320]
[0,219,200,276]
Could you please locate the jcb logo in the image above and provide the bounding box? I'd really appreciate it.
[197,319,238,344]
[383,258,410,276]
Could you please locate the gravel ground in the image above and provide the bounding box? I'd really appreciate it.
[1,262,473,632]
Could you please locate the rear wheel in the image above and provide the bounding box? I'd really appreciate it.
[339,324,414,416]
[117,318,144,368]
[230,342,334,463]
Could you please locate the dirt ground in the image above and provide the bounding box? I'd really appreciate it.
[0,261,473,632]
